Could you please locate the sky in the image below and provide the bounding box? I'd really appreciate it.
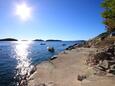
[0,0,105,40]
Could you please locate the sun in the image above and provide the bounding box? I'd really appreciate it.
[15,2,32,21]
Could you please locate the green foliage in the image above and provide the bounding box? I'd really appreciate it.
[101,0,115,32]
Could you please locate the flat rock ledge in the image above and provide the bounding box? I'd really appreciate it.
[28,47,115,86]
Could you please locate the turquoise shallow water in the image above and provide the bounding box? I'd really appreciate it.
[0,41,79,86]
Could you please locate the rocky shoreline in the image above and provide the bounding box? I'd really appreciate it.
[15,65,37,86]
[18,43,79,86]
[85,45,115,75]
[27,42,115,86]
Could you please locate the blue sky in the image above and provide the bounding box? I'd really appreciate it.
[0,0,105,40]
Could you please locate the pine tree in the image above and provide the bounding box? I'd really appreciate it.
[101,0,115,32]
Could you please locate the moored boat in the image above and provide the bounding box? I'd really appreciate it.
[47,47,55,52]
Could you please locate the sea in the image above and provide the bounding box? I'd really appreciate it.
[0,41,80,86]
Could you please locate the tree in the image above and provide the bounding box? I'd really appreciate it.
[101,0,115,32]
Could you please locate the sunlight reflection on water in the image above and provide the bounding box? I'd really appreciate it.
[14,41,34,85]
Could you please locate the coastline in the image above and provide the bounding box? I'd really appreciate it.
[28,46,115,86]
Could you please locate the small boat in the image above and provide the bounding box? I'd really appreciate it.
[47,47,55,52]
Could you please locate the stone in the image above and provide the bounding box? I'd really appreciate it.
[95,66,106,71]
[50,55,58,60]
[108,69,115,75]
[77,74,86,81]
[30,66,37,75]
[99,60,109,69]
[110,64,115,69]
[107,46,114,56]
[20,80,27,86]
[108,60,115,66]
[94,67,106,76]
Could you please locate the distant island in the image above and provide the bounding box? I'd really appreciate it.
[0,38,18,41]
[33,39,44,41]
[46,39,62,42]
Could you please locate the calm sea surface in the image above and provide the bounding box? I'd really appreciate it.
[0,41,79,86]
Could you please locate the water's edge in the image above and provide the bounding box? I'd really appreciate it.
[26,43,78,85]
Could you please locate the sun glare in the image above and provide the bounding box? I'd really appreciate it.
[15,41,33,76]
[15,2,32,21]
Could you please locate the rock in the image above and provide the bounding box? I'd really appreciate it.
[108,61,115,65]
[95,52,110,61]
[65,45,75,50]
[95,66,106,71]
[110,64,115,69]
[99,60,109,69]
[107,69,115,75]
[50,55,58,60]
[77,74,86,81]
[86,45,115,75]
[97,70,107,76]
[106,45,114,56]
[108,56,115,60]
[93,67,107,76]
[85,54,97,66]
[20,80,27,86]
[29,66,37,75]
